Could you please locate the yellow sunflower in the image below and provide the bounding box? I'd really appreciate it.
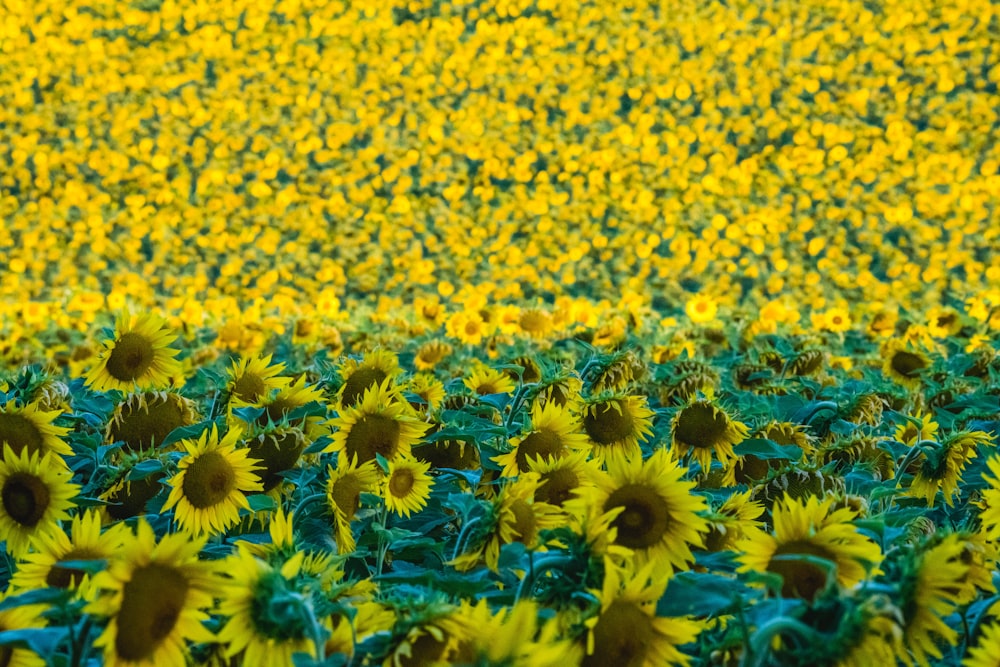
[518,307,555,339]
[671,397,750,472]
[106,391,199,453]
[0,398,72,460]
[532,374,583,411]
[248,375,327,434]
[87,520,216,667]
[403,373,446,415]
[454,599,573,667]
[0,593,46,667]
[580,448,708,573]
[964,622,1000,667]
[684,294,718,324]
[324,381,429,467]
[581,560,703,667]
[979,453,1000,540]
[464,363,517,396]
[453,474,563,572]
[413,340,453,372]
[893,411,939,447]
[0,445,78,556]
[11,510,129,599]
[528,450,600,508]
[161,425,264,536]
[905,431,990,507]
[226,353,291,405]
[325,458,380,554]
[881,338,930,390]
[700,490,765,553]
[736,494,882,601]
[215,550,321,667]
[85,313,182,392]
[445,309,491,346]
[896,534,971,666]
[494,402,589,476]
[383,455,433,518]
[337,348,402,408]
[386,607,474,667]
[579,393,655,467]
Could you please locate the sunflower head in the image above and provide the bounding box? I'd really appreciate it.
[670,398,749,472]
[587,349,646,394]
[0,444,78,556]
[325,458,379,554]
[464,363,517,396]
[882,338,930,390]
[403,373,446,415]
[0,398,73,461]
[494,401,588,476]
[325,381,429,467]
[337,348,402,407]
[751,466,846,508]
[85,312,182,392]
[580,393,655,467]
[532,373,583,411]
[529,451,597,507]
[246,425,307,492]
[787,348,826,376]
[413,340,454,372]
[106,390,198,452]
[412,424,481,471]
[504,355,543,384]
[162,425,264,536]
[226,353,291,404]
[384,455,434,517]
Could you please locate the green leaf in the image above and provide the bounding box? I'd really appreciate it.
[733,438,802,461]
[160,419,220,449]
[246,494,277,512]
[127,458,164,481]
[0,588,68,612]
[658,571,745,616]
[0,628,67,655]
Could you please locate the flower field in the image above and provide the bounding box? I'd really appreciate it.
[1,0,1000,665]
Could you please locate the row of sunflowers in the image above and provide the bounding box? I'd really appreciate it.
[0,311,998,666]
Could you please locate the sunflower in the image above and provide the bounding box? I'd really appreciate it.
[670,397,749,472]
[0,593,46,667]
[161,425,264,536]
[245,426,307,492]
[0,398,73,460]
[413,340,453,372]
[85,313,182,392]
[905,431,989,507]
[895,534,971,666]
[881,338,930,390]
[532,374,583,411]
[464,363,516,396]
[528,450,599,508]
[12,509,128,599]
[87,520,216,667]
[684,294,718,324]
[736,494,882,601]
[215,550,321,667]
[833,596,905,667]
[454,599,573,667]
[324,382,429,467]
[0,445,77,556]
[106,391,199,452]
[505,355,543,384]
[965,622,1000,667]
[892,411,939,447]
[249,375,327,431]
[926,306,962,338]
[403,373,446,415]
[452,474,563,572]
[412,425,481,471]
[446,309,491,346]
[580,393,655,467]
[383,455,433,517]
[226,353,291,405]
[337,348,403,408]
[578,448,708,572]
[386,605,474,667]
[327,599,396,661]
[979,454,1000,540]
[494,402,589,476]
[700,490,765,553]
[326,458,380,554]
[581,560,703,667]
[821,307,852,333]
[518,307,555,339]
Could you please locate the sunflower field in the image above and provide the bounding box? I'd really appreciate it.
[2,0,1000,665]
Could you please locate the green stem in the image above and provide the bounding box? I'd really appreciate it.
[375,504,389,577]
[514,554,574,603]
[746,617,821,667]
[451,517,481,562]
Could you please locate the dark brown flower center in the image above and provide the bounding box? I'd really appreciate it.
[115,564,189,661]
[247,431,305,491]
[344,414,400,463]
[536,467,580,506]
[673,403,728,450]
[582,600,653,667]
[232,373,267,403]
[389,468,415,498]
[342,368,388,407]
[181,451,236,508]
[2,473,50,527]
[330,474,363,521]
[0,413,45,459]
[108,393,190,452]
[583,401,634,445]
[508,498,537,545]
[604,483,670,549]
[105,332,156,382]
[106,473,164,520]
[890,351,927,378]
[514,429,565,471]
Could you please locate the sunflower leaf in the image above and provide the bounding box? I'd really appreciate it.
[733,438,802,461]
[159,419,222,449]
[0,628,67,655]
[127,458,164,481]
[246,494,277,512]
[0,588,69,612]
[658,571,746,616]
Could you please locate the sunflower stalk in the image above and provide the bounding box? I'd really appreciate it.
[375,502,390,577]
[744,616,823,667]
[514,552,575,603]
[451,516,482,562]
